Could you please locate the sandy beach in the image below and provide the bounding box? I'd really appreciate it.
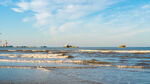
[0,68,102,84]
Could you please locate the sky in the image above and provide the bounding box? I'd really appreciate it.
[0,0,150,47]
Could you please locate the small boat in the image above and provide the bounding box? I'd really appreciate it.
[118,45,126,48]
[40,46,47,48]
[64,43,78,48]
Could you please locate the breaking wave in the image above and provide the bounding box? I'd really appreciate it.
[78,50,150,54]
[0,58,149,69]
[0,54,71,59]
[1,49,150,54]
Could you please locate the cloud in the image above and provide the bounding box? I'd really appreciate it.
[12,0,117,34]
[59,21,83,32]
[142,4,150,9]
[11,0,150,40]
[12,8,23,12]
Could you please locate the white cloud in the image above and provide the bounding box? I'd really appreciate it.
[11,0,150,41]
[12,8,23,12]
[59,21,82,32]
[16,1,29,10]
[34,12,51,26]
[142,4,150,9]
[12,0,117,34]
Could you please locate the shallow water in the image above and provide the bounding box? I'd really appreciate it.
[0,47,150,84]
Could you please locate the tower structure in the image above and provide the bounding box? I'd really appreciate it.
[5,40,8,47]
[0,33,1,47]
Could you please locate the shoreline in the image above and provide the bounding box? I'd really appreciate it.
[0,68,102,84]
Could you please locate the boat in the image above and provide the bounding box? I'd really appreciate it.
[40,46,47,48]
[118,45,126,48]
[64,43,78,48]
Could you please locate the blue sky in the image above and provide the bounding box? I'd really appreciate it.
[0,0,150,47]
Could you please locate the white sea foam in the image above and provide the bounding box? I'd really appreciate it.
[78,50,150,53]
[0,59,83,64]
[0,54,70,59]
[7,50,17,52]
[0,58,149,69]
[37,67,51,72]
[89,64,148,69]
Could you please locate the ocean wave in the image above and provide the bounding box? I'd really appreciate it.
[0,66,97,69]
[78,50,150,54]
[89,64,150,69]
[2,49,150,54]
[0,54,72,59]
[0,59,84,64]
[0,49,67,52]
[0,58,149,69]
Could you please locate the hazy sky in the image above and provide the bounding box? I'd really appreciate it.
[0,0,150,47]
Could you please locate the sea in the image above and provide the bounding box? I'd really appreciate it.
[0,47,150,84]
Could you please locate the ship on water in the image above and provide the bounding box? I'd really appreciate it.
[118,45,126,48]
[64,43,78,48]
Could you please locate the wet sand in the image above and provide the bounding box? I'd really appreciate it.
[0,68,102,84]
